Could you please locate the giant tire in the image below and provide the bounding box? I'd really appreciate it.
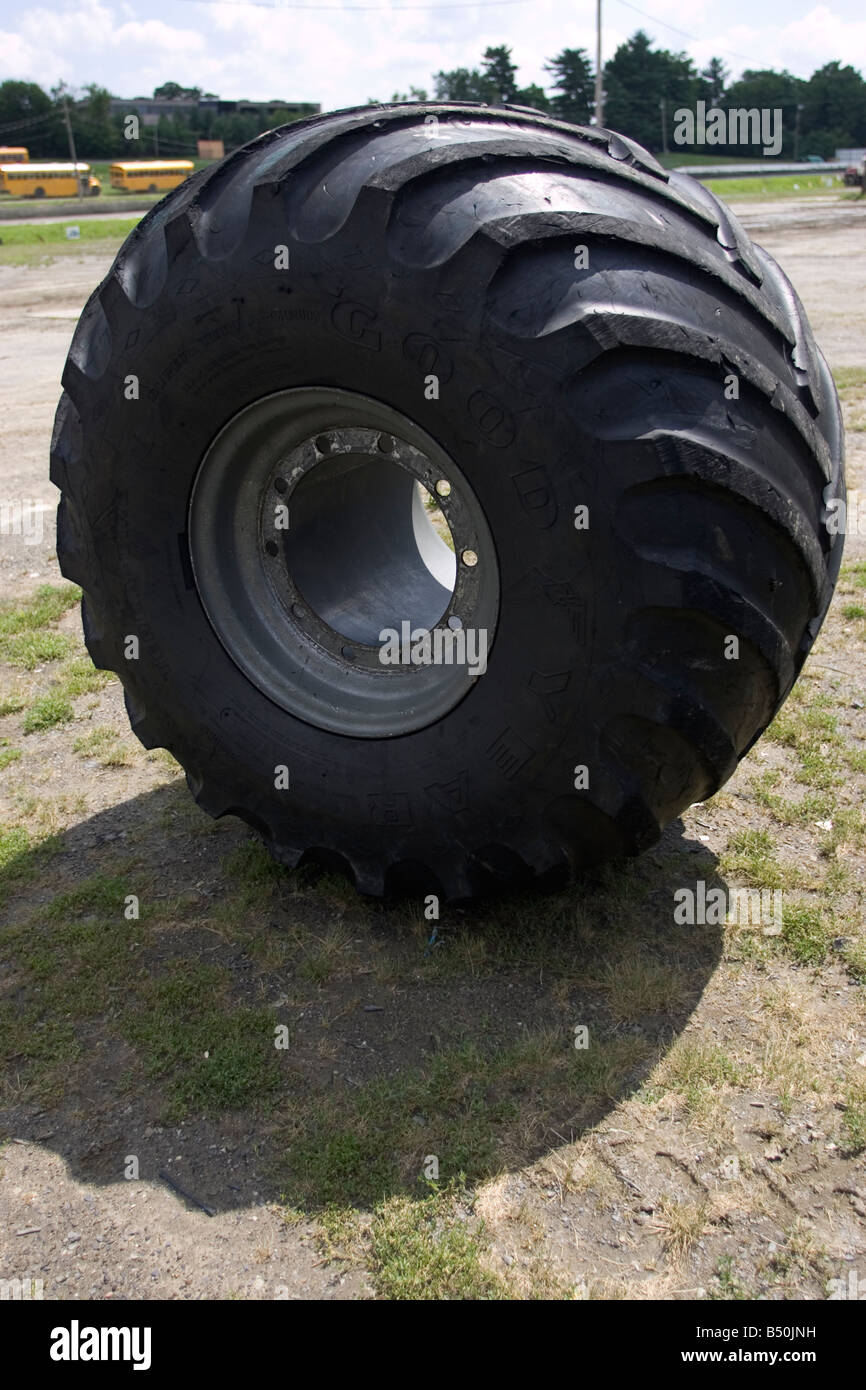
[51,103,845,900]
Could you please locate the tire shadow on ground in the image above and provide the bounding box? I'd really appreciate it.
[0,779,727,1217]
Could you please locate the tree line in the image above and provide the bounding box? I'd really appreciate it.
[0,81,305,160]
[2,33,866,162]
[400,32,866,159]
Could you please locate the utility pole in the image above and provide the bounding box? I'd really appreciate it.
[660,96,668,154]
[594,0,604,127]
[794,103,803,162]
[61,93,83,201]
[154,117,160,158]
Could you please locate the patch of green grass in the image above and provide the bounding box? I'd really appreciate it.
[0,586,107,729]
[0,824,30,878]
[708,1255,754,1300]
[0,872,132,1078]
[73,727,117,756]
[44,874,131,921]
[845,747,866,773]
[297,925,354,984]
[2,874,283,1112]
[750,770,865,848]
[404,859,668,984]
[0,630,74,669]
[222,838,287,889]
[0,823,65,911]
[845,560,866,591]
[0,238,135,268]
[22,655,115,734]
[0,876,137,1093]
[0,1005,81,1102]
[57,655,114,697]
[842,603,866,620]
[147,747,181,773]
[704,173,843,199]
[0,584,80,634]
[840,1080,866,1154]
[279,1029,647,1209]
[368,1190,510,1300]
[601,950,690,1022]
[0,693,26,715]
[0,217,142,247]
[842,937,866,985]
[72,726,135,767]
[0,219,141,267]
[657,153,763,169]
[779,899,831,966]
[651,1039,745,1115]
[765,689,847,789]
[768,689,840,744]
[833,367,866,392]
[211,838,290,933]
[0,741,21,770]
[816,807,866,855]
[23,692,73,733]
[124,961,282,1117]
[720,828,785,888]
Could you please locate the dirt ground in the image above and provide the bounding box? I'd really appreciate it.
[1,194,865,1301]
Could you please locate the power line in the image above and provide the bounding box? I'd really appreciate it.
[610,0,753,64]
[178,0,530,9]
[0,107,63,136]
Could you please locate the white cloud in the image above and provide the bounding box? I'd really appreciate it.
[1,0,865,112]
[111,19,206,52]
[776,5,866,70]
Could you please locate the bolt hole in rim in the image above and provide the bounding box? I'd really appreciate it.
[188,388,500,738]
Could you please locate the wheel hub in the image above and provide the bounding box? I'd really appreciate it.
[188,388,500,737]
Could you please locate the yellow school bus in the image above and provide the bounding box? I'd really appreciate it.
[0,146,29,163]
[110,160,194,193]
[0,162,100,198]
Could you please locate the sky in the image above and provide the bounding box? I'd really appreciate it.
[1,0,866,110]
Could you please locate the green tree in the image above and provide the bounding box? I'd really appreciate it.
[0,78,52,124]
[723,69,805,157]
[75,83,115,157]
[544,47,594,125]
[434,66,488,101]
[515,82,550,113]
[606,30,700,152]
[698,57,728,107]
[153,82,202,100]
[390,85,429,102]
[0,80,57,156]
[481,45,519,105]
[604,30,698,151]
[802,61,866,152]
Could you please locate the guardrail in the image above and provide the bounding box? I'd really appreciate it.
[672,162,847,178]
[0,197,156,221]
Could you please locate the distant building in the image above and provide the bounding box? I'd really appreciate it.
[836,148,866,163]
[197,139,225,159]
[109,96,320,121]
